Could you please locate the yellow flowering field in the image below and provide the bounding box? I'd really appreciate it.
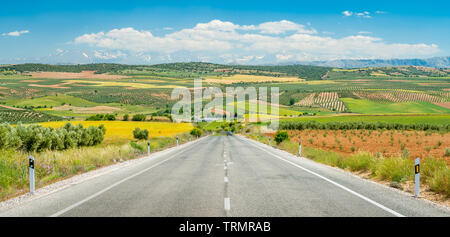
[38,121,194,141]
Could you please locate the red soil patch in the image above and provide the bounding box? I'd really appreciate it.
[53,105,122,113]
[25,71,131,80]
[433,102,450,109]
[288,129,450,161]
[0,104,23,110]
[351,79,372,82]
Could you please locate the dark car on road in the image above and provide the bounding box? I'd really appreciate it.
[227,131,233,136]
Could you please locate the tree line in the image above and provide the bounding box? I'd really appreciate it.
[0,123,106,152]
[279,121,450,131]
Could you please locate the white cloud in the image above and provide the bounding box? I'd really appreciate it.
[82,52,89,58]
[342,11,353,17]
[235,56,255,64]
[93,50,127,59]
[276,54,294,61]
[2,30,29,37]
[248,20,317,34]
[73,19,440,63]
[358,31,372,34]
[342,11,371,18]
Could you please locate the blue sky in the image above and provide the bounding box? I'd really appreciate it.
[1,0,449,64]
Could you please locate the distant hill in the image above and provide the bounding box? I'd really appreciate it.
[2,60,449,81]
[294,56,450,69]
[0,62,331,80]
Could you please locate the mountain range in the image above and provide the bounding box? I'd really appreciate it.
[287,56,450,69]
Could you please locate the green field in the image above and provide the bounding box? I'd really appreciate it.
[282,114,450,125]
[341,98,450,114]
[6,94,98,107]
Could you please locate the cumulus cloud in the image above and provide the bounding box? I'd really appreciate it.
[73,19,440,63]
[2,30,29,37]
[244,20,317,34]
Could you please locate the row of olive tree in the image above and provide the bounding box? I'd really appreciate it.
[0,123,106,152]
[280,121,449,131]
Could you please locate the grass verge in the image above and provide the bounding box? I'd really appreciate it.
[244,132,450,198]
[0,132,194,200]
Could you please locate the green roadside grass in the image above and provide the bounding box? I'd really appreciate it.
[245,133,450,198]
[0,132,194,200]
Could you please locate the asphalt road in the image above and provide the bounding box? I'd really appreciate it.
[1,135,449,217]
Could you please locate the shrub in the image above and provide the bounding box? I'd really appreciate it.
[274,130,289,144]
[427,168,450,197]
[133,128,149,140]
[86,114,115,121]
[344,152,376,172]
[445,148,450,157]
[401,149,410,158]
[190,127,203,137]
[130,141,144,152]
[122,114,129,121]
[132,114,146,121]
[375,158,413,182]
[105,114,116,121]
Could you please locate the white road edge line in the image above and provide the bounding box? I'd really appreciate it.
[224,198,231,211]
[240,136,405,217]
[49,146,192,217]
[224,177,229,183]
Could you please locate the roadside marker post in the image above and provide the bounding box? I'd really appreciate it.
[269,137,271,146]
[176,136,179,146]
[29,155,35,195]
[414,158,420,197]
[299,140,302,157]
[147,141,151,157]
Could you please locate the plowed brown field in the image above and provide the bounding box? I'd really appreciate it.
[286,129,449,160]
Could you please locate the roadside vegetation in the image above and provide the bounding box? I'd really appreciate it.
[0,122,105,152]
[243,126,450,199]
[0,124,202,200]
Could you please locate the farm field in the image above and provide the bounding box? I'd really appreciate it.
[282,114,450,125]
[38,121,194,143]
[204,74,302,84]
[342,98,450,114]
[286,129,449,161]
[1,63,449,122]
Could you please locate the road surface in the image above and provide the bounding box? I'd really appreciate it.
[0,135,449,217]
